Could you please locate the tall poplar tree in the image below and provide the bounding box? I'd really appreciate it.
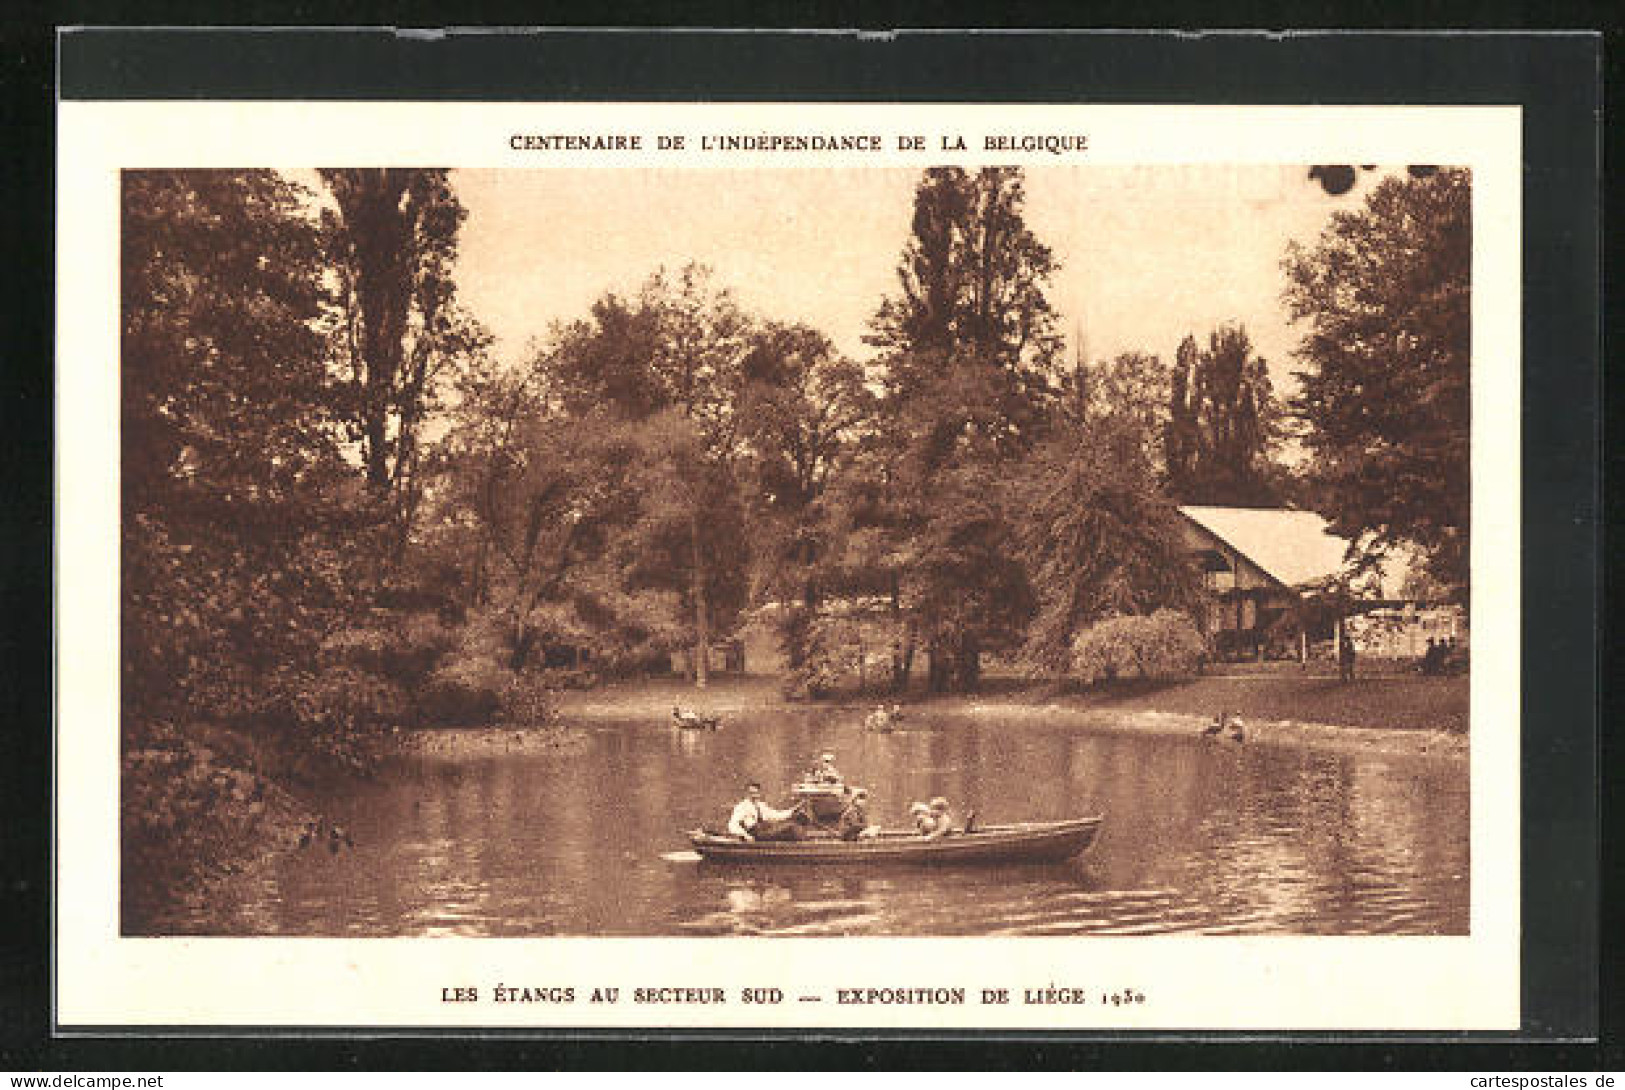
[320,168,480,556]
[864,167,1062,692]
[1165,323,1280,507]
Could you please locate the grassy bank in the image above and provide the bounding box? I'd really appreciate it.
[1029,671,1468,734]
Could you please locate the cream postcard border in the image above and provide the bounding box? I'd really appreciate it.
[56,102,1521,1030]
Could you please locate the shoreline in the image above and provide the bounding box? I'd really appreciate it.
[929,701,1466,762]
[555,681,1468,763]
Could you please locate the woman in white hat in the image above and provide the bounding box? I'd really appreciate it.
[909,801,933,836]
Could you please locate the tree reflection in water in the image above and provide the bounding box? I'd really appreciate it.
[157,711,1469,937]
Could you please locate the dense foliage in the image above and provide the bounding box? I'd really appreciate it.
[1165,324,1281,507]
[125,162,1478,922]
[122,170,375,751]
[120,169,539,927]
[1283,169,1471,595]
[1016,417,1201,674]
[534,266,756,685]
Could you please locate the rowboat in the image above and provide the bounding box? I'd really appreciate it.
[687,816,1103,865]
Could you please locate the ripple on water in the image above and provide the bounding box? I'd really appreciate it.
[178,710,1467,937]
[762,912,887,937]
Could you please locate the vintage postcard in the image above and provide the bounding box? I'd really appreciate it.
[56,100,1519,1031]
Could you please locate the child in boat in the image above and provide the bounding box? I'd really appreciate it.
[806,750,844,786]
[836,788,880,841]
[924,796,955,839]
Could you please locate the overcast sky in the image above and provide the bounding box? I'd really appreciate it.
[449,165,1383,394]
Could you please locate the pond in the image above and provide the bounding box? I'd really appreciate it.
[169,707,1469,936]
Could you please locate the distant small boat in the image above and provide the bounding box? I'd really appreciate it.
[864,704,904,732]
[672,705,721,730]
[687,816,1103,865]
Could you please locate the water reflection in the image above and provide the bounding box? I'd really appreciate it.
[172,711,1469,936]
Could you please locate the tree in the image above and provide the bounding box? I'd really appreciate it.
[863,167,1064,692]
[869,166,1063,450]
[734,322,874,664]
[1065,349,1171,473]
[621,410,753,686]
[1016,414,1200,673]
[540,265,754,686]
[429,349,547,613]
[1165,335,1202,491]
[319,169,480,557]
[1282,168,1470,593]
[1165,323,1280,506]
[816,429,918,690]
[122,170,368,729]
[907,456,1036,693]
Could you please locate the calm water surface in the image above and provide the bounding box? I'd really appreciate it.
[175,709,1469,936]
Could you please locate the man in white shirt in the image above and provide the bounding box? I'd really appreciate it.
[727,782,802,841]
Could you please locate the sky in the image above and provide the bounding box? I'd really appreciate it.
[449,164,1385,395]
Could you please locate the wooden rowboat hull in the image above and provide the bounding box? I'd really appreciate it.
[688,817,1103,865]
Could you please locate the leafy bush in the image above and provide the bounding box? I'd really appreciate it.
[120,719,311,931]
[271,665,406,775]
[411,611,562,726]
[417,612,509,724]
[497,672,559,727]
[1069,609,1206,685]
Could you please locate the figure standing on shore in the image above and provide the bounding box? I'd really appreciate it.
[1338,628,1357,682]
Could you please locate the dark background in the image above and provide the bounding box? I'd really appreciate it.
[3,17,1610,1071]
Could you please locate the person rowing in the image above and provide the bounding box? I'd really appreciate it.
[727,781,803,842]
[673,705,720,730]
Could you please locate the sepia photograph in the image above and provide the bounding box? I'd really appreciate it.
[21,20,1603,1060]
[53,97,1528,1031]
[116,160,1471,941]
